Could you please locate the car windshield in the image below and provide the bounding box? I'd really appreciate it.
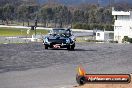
[51,29,71,37]
[52,29,66,34]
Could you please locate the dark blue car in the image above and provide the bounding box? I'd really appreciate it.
[43,28,76,50]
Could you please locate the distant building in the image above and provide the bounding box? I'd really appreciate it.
[96,30,114,42]
[112,8,132,43]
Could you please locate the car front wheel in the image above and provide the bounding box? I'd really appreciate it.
[67,45,71,50]
[45,45,48,49]
[71,43,75,50]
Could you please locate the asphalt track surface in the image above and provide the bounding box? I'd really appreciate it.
[0,43,132,88]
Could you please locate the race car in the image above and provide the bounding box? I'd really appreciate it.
[43,28,76,50]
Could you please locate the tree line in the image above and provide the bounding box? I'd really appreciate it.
[0,0,132,31]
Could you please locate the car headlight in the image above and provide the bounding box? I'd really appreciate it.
[66,38,70,43]
[44,38,49,43]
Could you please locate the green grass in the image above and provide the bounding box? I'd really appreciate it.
[0,27,48,36]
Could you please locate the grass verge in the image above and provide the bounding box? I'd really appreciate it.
[0,27,48,36]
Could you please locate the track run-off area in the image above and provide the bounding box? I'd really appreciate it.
[0,42,132,88]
